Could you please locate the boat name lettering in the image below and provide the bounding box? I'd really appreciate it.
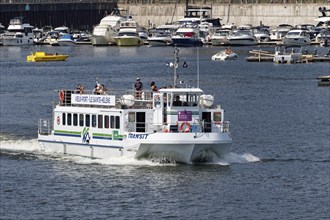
[128,133,149,139]
[72,94,116,106]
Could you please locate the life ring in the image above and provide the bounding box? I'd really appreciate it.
[59,90,65,101]
[179,122,191,133]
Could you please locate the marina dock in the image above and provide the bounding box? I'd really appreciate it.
[246,49,330,63]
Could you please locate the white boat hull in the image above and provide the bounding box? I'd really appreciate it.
[2,36,34,46]
[282,37,311,46]
[38,132,231,163]
[114,36,143,46]
[228,38,258,46]
[91,35,115,46]
[147,37,172,46]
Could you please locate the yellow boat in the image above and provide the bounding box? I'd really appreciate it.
[27,51,69,62]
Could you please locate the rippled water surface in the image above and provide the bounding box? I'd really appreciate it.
[0,45,329,219]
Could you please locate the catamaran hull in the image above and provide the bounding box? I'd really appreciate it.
[38,132,231,163]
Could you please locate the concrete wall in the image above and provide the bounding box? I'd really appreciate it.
[118,4,328,28]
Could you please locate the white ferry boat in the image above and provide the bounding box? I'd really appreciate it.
[38,48,232,163]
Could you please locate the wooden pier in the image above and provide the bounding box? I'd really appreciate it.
[246,49,330,63]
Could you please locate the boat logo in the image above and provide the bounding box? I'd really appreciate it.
[82,127,90,143]
[128,133,149,139]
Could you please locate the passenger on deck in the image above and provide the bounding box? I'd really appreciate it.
[150,81,158,92]
[225,47,233,54]
[173,95,182,106]
[75,84,84,94]
[133,78,143,98]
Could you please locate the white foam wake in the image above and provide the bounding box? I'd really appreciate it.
[218,152,261,165]
[0,138,40,152]
[0,138,260,166]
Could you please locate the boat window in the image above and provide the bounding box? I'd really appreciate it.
[213,112,222,124]
[128,112,135,122]
[67,113,72,126]
[62,113,66,125]
[79,114,84,127]
[111,116,115,129]
[73,114,78,126]
[98,115,103,129]
[86,114,90,127]
[115,116,120,129]
[105,115,110,129]
[92,114,96,127]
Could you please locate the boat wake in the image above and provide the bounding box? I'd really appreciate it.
[0,138,260,166]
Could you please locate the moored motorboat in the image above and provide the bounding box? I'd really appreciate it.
[57,34,76,46]
[282,29,311,46]
[38,48,232,164]
[147,31,172,46]
[91,8,128,46]
[113,19,144,46]
[2,17,34,46]
[228,30,258,46]
[27,51,69,62]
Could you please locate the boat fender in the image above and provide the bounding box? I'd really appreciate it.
[59,90,65,102]
[180,122,191,133]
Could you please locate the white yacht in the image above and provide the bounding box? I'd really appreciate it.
[57,34,77,46]
[171,24,204,47]
[0,23,5,45]
[91,8,128,46]
[2,17,34,46]
[54,26,70,36]
[147,31,172,46]
[228,30,258,46]
[147,24,178,46]
[252,27,270,42]
[270,24,293,41]
[113,20,144,46]
[38,48,232,164]
[210,29,231,46]
[282,29,311,46]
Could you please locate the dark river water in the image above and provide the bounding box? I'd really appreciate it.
[0,44,329,219]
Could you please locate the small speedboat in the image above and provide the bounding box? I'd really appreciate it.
[211,49,238,61]
[27,51,69,62]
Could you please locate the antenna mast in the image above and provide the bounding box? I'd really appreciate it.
[173,47,179,88]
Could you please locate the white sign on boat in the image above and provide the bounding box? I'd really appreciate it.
[71,94,116,106]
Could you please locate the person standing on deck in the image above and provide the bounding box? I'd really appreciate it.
[133,78,143,99]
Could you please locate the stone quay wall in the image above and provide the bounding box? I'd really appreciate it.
[118,4,328,28]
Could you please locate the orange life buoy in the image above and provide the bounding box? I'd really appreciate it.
[179,122,191,133]
[59,90,65,101]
